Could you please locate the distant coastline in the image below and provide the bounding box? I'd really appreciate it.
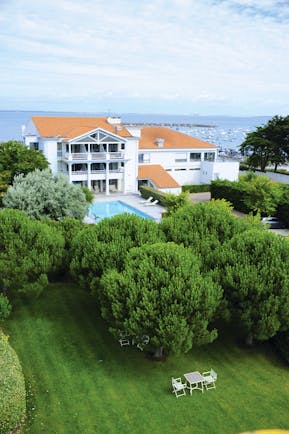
[0,110,272,149]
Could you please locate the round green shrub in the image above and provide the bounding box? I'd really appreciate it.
[0,331,26,434]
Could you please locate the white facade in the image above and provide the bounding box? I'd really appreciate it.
[200,161,240,184]
[24,117,239,195]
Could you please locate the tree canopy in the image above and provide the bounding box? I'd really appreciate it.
[215,229,289,344]
[3,168,88,220]
[70,213,165,292]
[99,242,223,357]
[0,140,48,199]
[240,172,282,216]
[240,115,289,172]
[160,200,260,268]
[0,209,65,296]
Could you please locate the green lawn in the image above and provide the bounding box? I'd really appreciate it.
[6,281,289,434]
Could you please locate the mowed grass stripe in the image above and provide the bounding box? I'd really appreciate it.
[7,281,289,434]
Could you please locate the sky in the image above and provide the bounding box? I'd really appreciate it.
[0,0,289,116]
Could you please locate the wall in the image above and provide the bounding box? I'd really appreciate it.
[200,161,239,184]
[123,137,138,193]
[42,139,58,174]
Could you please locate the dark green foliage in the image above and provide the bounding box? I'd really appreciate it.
[163,191,190,216]
[272,331,289,364]
[100,242,222,355]
[139,186,167,205]
[0,209,65,295]
[182,184,211,193]
[70,213,165,293]
[0,140,48,202]
[210,179,251,213]
[0,294,11,322]
[240,115,289,172]
[0,331,26,434]
[216,229,289,342]
[276,184,289,227]
[160,200,257,267]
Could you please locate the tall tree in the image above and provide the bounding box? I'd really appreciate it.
[240,115,289,172]
[3,168,88,220]
[100,242,222,358]
[70,213,164,292]
[240,173,282,216]
[215,229,289,345]
[0,209,64,296]
[0,140,48,199]
[160,200,259,268]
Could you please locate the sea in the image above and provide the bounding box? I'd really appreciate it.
[0,110,273,151]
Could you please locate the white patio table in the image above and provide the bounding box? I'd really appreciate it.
[184,371,204,394]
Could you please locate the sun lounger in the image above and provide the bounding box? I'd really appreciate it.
[144,199,159,206]
[139,196,153,204]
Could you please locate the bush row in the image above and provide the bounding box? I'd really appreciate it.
[210,180,251,214]
[0,331,26,434]
[182,184,211,193]
[139,186,168,206]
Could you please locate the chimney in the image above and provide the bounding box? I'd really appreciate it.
[155,137,164,147]
[107,116,122,125]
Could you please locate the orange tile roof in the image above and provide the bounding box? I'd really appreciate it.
[32,116,132,140]
[138,165,180,189]
[139,126,217,150]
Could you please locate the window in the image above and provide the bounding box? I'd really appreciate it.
[190,152,201,161]
[57,142,62,158]
[204,152,215,161]
[175,153,187,162]
[121,143,125,150]
[138,153,150,163]
[30,142,39,151]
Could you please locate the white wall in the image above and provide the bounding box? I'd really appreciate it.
[159,187,182,194]
[41,139,58,174]
[200,161,239,184]
[123,138,138,193]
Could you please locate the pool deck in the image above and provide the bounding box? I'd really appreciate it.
[85,193,164,223]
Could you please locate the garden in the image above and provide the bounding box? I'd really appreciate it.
[5,282,289,434]
[1,139,289,433]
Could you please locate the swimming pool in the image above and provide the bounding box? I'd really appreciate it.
[88,201,153,221]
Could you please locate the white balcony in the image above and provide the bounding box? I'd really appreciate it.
[64,152,124,161]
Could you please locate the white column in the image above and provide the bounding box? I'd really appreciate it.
[68,163,72,183]
[105,163,109,195]
[87,163,91,190]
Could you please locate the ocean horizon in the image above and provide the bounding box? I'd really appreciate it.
[0,110,273,150]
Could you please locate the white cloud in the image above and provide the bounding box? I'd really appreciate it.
[0,0,288,114]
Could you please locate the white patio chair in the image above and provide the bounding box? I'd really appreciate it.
[119,337,130,347]
[139,196,153,204]
[144,199,159,206]
[172,377,186,398]
[118,331,130,347]
[202,369,217,390]
[136,335,150,351]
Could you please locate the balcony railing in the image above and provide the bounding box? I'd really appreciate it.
[64,152,124,161]
[60,168,124,176]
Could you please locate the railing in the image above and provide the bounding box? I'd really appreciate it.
[68,168,124,176]
[64,152,124,161]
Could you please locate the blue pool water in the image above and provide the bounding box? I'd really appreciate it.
[88,201,153,221]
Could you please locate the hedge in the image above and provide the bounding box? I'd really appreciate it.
[210,180,251,214]
[0,331,26,434]
[139,186,168,206]
[182,184,211,193]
